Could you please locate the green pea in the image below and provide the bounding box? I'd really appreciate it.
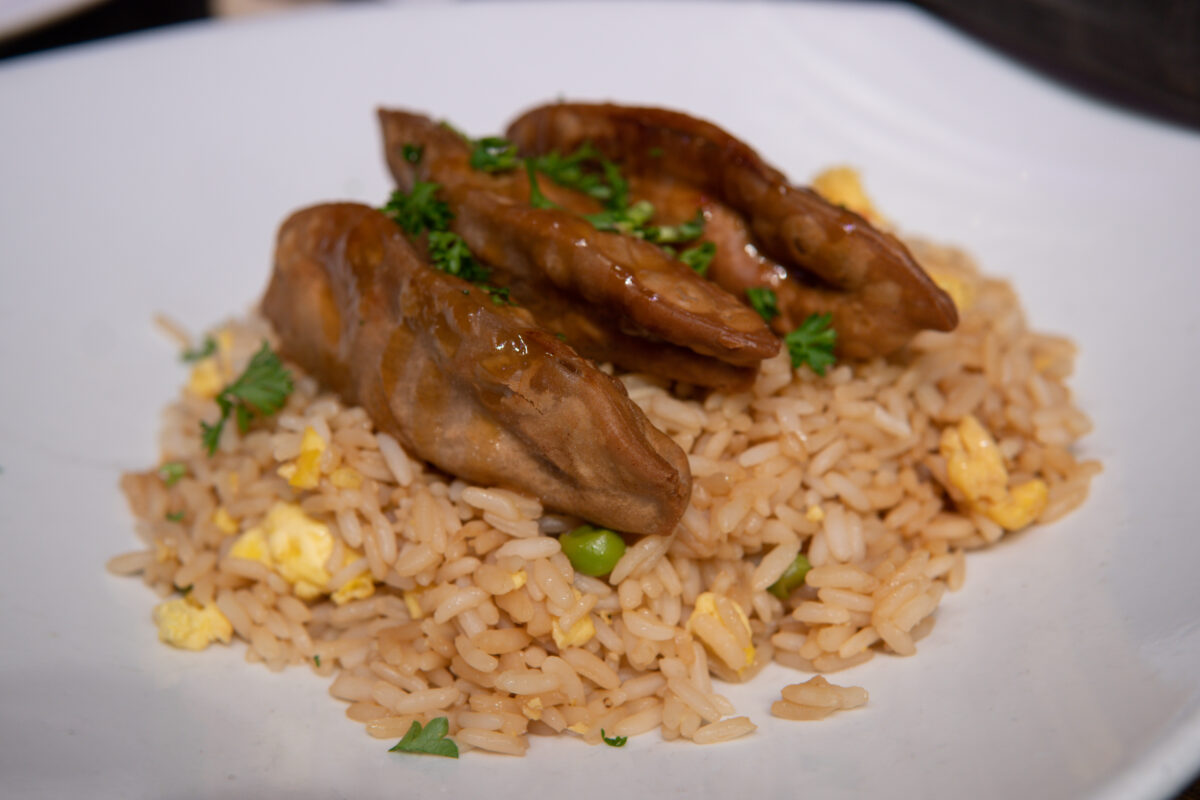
[560,525,627,577]
[767,553,812,600]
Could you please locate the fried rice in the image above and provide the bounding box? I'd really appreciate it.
[109,237,1099,754]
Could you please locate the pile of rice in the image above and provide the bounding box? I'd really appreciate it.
[109,238,1099,755]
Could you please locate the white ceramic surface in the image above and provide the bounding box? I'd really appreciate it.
[1,3,1198,798]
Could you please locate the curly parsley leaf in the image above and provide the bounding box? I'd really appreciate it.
[470,136,519,173]
[784,313,837,375]
[381,182,452,235]
[680,241,717,277]
[180,337,217,363]
[402,143,424,164]
[601,729,628,747]
[746,287,779,323]
[388,717,459,758]
[201,342,293,456]
[159,461,187,487]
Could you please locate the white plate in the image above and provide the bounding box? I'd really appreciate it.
[2,3,1198,798]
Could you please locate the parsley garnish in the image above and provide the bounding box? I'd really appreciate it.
[648,146,664,159]
[175,583,193,595]
[483,285,513,306]
[680,241,716,277]
[382,188,515,306]
[313,654,321,667]
[746,287,779,322]
[527,143,708,259]
[584,200,655,236]
[600,729,627,747]
[165,510,185,522]
[159,461,187,487]
[530,142,622,206]
[381,183,452,235]
[470,136,519,173]
[784,313,837,375]
[388,717,459,758]
[525,159,558,210]
[427,231,492,284]
[644,210,704,245]
[402,143,423,164]
[180,337,216,363]
[200,342,294,456]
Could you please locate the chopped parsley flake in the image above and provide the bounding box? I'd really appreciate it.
[525,159,558,210]
[200,342,294,456]
[470,136,519,173]
[382,186,515,306]
[402,143,424,164]
[180,337,216,363]
[427,230,492,284]
[530,142,623,206]
[584,199,655,236]
[601,729,628,747]
[388,717,459,758]
[644,210,704,245]
[679,241,716,277]
[381,182,453,235]
[746,287,779,322]
[159,461,187,487]
[165,510,185,522]
[784,313,837,375]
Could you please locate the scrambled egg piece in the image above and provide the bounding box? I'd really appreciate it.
[212,506,238,535]
[551,590,595,649]
[187,359,223,399]
[940,415,1048,530]
[277,427,326,490]
[186,330,235,399]
[228,502,374,604]
[812,166,883,226]
[154,540,175,564]
[329,466,363,490]
[403,589,425,620]
[153,597,232,651]
[983,479,1049,531]
[510,570,528,590]
[805,505,825,523]
[522,697,544,721]
[687,592,756,676]
[331,551,375,606]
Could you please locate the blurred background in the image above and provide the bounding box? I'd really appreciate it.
[0,0,1197,129]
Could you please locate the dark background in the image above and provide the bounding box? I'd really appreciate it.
[1,0,1198,131]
